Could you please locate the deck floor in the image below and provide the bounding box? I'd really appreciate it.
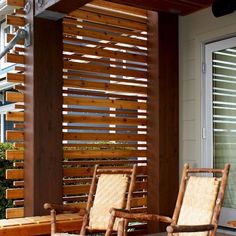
[142,233,236,236]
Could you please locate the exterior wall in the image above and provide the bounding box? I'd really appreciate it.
[179,8,236,174]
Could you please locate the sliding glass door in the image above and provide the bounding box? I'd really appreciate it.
[205,37,236,226]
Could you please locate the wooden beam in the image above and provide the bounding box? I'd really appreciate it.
[105,0,212,15]
[35,0,93,20]
[24,0,63,216]
[34,0,212,18]
[147,11,179,233]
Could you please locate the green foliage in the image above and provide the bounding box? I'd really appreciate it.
[0,143,14,219]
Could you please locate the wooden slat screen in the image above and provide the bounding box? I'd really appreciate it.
[4,1,26,219]
[62,1,148,212]
[4,0,148,219]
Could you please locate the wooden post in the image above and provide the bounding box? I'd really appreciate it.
[24,0,63,216]
[147,11,179,233]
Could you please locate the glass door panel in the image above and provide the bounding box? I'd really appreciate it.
[205,37,236,226]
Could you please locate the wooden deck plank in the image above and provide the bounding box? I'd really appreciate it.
[0,214,83,235]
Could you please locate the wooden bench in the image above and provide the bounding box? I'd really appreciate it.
[0,213,83,236]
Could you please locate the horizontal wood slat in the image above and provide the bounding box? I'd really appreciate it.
[7,73,25,83]
[6,207,24,219]
[6,130,24,142]
[6,150,24,160]
[6,91,24,103]
[13,200,24,206]
[81,6,146,24]
[7,15,26,27]
[15,66,25,72]
[13,143,24,149]
[14,162,24,168]
[63,159,147,165]
[63,115,146,126]
[86,0,147,19]
[14,85,24,92]
[63,96,147,110]
[6,53,25,64]
[62,108,147,116]
[63,132,147,141]
[6,0,25,7]
[6,169,23,180]
[63,142,147,147]
[63,166,147,177]
[6,112,24,122]
[6,188,24,199]
[5,149,147,161]
[64,149,147,159]
[63,42,147,63]
[15,8,26,15]
[63,61,147,78]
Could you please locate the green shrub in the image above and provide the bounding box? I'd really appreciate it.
[0,143,14,219]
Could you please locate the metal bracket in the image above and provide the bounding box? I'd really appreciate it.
[37,0,44,7]
[0,25,31,59]
[24,1,31,14]
[36,10,66,20]
[0,23,31,60]
[24,24,31,47]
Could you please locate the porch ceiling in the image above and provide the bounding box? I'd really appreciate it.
[106,0,213,15]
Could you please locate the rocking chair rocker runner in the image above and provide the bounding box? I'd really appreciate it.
[44,164,137,235]
[105,163,230,236]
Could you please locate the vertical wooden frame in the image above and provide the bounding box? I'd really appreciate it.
[210,163,230,236]
[147,11,179,233]
[171,163,189,225]
[80,165,98,235]
[24,0,63,216]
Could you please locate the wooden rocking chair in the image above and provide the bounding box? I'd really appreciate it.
[44,164,136,235]
[105,163,230,236]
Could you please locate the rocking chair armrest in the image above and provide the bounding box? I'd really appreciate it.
[44,203,86,215]
[166,224,215,233]
[109,208,172,223]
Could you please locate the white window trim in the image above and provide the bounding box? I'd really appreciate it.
[202,37,236,168]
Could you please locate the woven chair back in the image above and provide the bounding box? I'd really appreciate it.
[89,174,129,230]
[177,176,220,236]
